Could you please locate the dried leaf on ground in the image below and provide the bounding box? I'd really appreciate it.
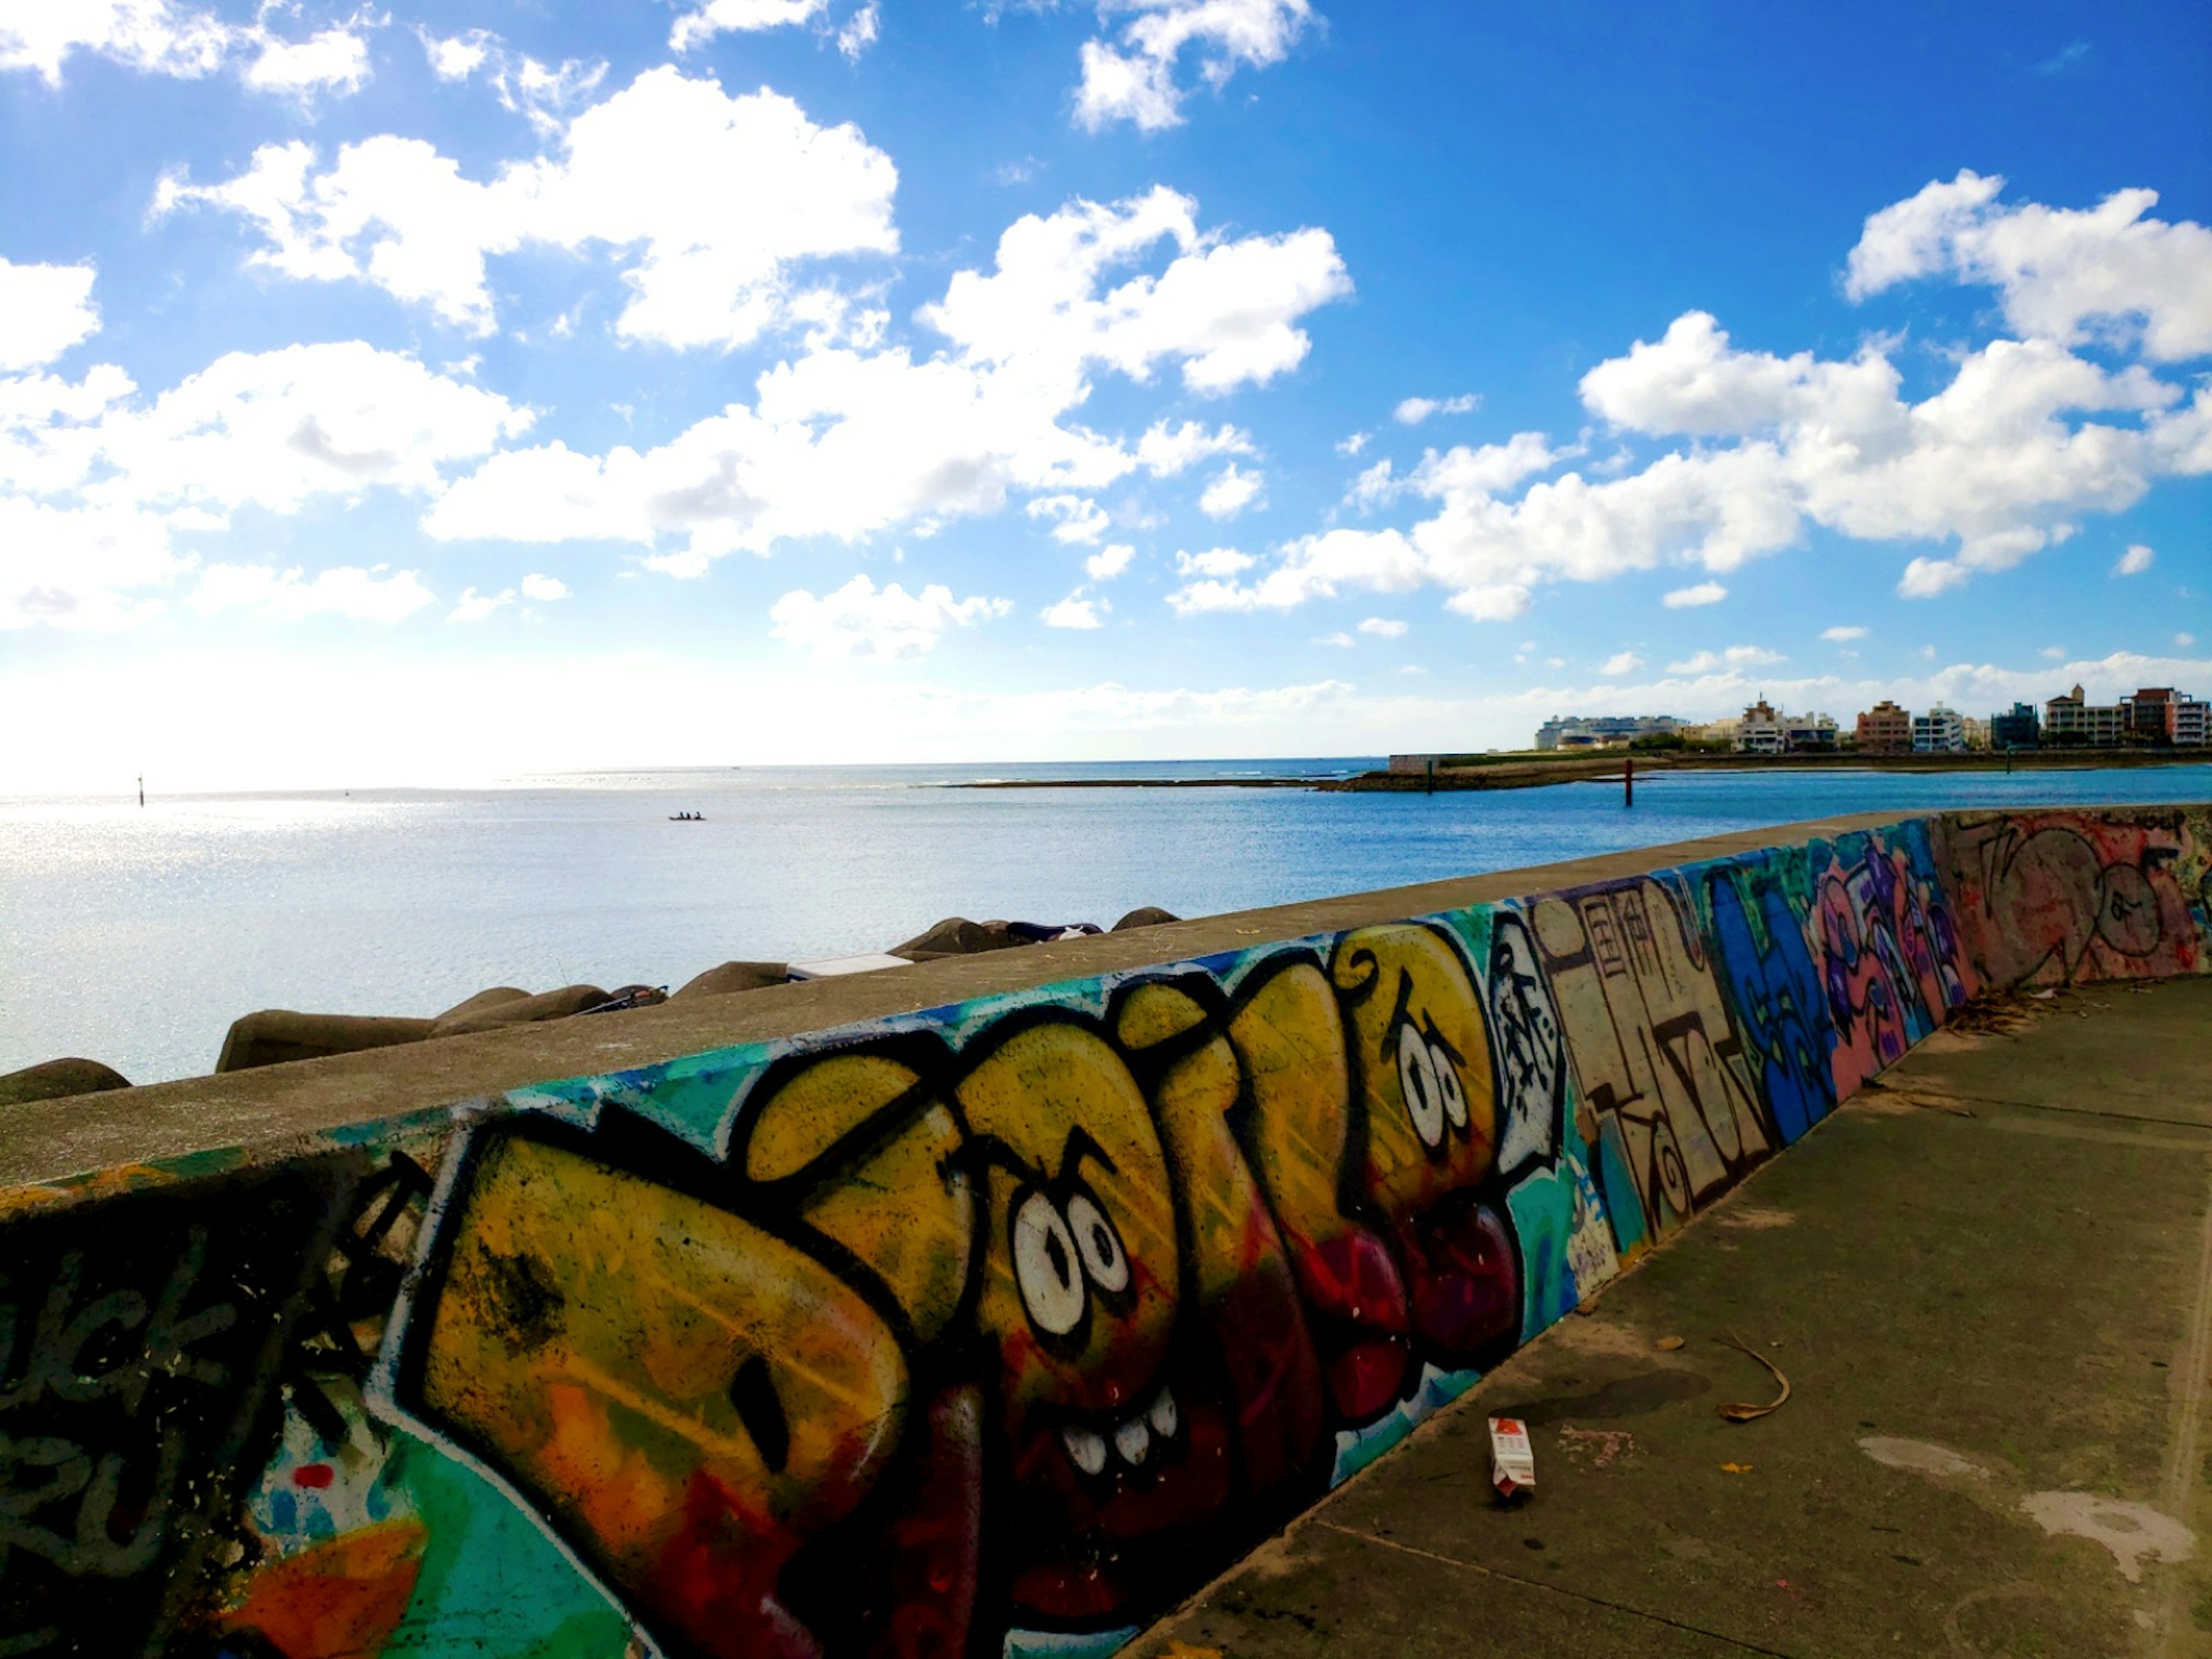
[1716,1333,1791,1422]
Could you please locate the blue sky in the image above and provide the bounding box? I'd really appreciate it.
[3,0,2208,786]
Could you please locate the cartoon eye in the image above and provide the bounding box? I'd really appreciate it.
[1065,1191,1130,1294]
[1397,1033,1446,1149]
[1012,1191,1086,1336]
[1434,1048,1469,1130]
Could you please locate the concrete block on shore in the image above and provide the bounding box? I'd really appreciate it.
[433,986,532,1023]
[215,1010,437,1073]
[889,916,1023,960]
[1112,905,1181,930]
[430,984,608,1037]
[0,1056,131,1106]
[672,961,789,999]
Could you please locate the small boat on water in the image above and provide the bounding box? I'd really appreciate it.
[669,810,706,821]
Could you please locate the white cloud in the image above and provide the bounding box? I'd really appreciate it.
[194,562,435,623]
[429,188,1346,569]
[160,67,899,348]
[0,0,232,85]
[2115,543,2154,575]
[1662,580,1726,608]
[1316,630,1354,647]
[1085,543,1134,581]
[2179,632,2197,648]
[1041,590,1107,628]
[1,341,527,627]
[1821,625,1868,641]
[836,2,880,58]
[671,0,827,52]
[243,25,371,100]
[415,29,607,137]
[1358,616,1407,638]
[1074,0,1313,133]
[1192,179,2212,619]
[0,257,100,371]
[1134,418,1253,475]
[1,3,376,102]
[1027,493,1111,544]
[520,571,569,601]
[1599,651,1643,676]
[2041,645,2066,658]
[1846,169,2212,362]
[770,574,1009,661]
[1336,431,1369,457]
[1198,460,1264,518]
[448,585,513,622]
[1666,644,1783,675]
[1393,392,1478,426]
[1174,547,1255,579]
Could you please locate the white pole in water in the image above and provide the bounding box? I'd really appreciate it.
[138,772,145,808]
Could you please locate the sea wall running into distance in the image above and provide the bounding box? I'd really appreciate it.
[2,804,2207,1659]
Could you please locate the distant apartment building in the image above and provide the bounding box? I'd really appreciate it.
[1732,700,1838,755]
[1912,705,1966,752]
[2045,685,2126,747]
[1960,715,1991,750]
[1988,702,2040,748]
[2173,695,2210,747]
[1532,714,1684,751]
[1855,700,1912,752]
[2123,687,2176,744]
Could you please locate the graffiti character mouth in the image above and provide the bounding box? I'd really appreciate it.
[1058,1385,1180,1485]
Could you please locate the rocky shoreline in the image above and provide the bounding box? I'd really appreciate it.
[0,904,1183,1108]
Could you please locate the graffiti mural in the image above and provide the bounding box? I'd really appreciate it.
[0,806,2195,1659]
[1806,823,1975,1096]
[1522,873,1773,1249]
[1937,806,2212,987]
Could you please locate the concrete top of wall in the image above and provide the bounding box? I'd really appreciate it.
[1,807,1937,1192]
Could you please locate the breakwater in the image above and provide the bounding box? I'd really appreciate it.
[1,803,2206,1658]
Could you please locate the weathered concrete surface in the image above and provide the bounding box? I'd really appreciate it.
[1133,978,2212,1658]
[0,808,1918,1190]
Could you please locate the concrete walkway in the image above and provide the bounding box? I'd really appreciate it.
[1133,977,2212,1658]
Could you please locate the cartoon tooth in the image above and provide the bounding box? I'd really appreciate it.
[1113,1417,1151,1467]
[1062,1426,1109,1476]
[1148,1388,1178,1438]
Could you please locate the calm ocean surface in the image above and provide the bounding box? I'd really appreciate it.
[8,758,2211,1086]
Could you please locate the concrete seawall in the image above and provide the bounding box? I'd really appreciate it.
[2,804,2205,1658]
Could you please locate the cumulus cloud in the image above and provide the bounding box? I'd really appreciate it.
[670,0,825,51]
[242,24,371,100]
[1074,0,1313,133]
[2,3,376,102]
[520,571,568,601]
[0,257,100,371]
[1179,175,2212,620]
[159,67,899,348]
[1336,430,1369,457]
[447,585,513,622]
[1666,644,1783,675]
[1028,493,1111,544]
[1821,624,1868,641]
[194,562,435,623]
[1394,392,1478,425]
[415,28,606,137]
[427,187,1347,570]
[1198,461,1264,518]
[2115,543,2154,575]
[1846,169,2212,362]
[1357,616,1406,638]
[770,574,1009,661]
[1599,651,1643,676]
[1041,590,1107,628]
[1662,580,1726,608]
[2,340,527,627]
[1085,543,1134,580]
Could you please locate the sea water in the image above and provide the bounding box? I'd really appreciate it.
[7,759,2210,1085]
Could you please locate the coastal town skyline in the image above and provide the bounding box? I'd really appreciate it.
[3,3,2208,788]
